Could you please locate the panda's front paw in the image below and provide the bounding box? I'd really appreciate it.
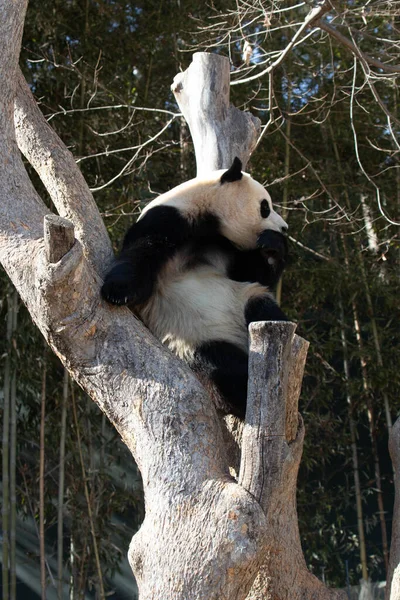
[101,261,153,306]
[257,230,288,259]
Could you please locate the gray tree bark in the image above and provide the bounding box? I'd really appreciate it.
[0,2,395,598]
[171,53,260,174]
[387,418,400,600]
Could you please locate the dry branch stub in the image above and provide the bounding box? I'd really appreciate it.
[239,321,297,510]
[172,52,261,174]
[44,214,75,264]
[240,326,346,600]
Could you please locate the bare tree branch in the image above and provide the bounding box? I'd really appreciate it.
[349,57,400,227]
[230,2,331,86]
[14,70,113,274]
[317,20,400,75]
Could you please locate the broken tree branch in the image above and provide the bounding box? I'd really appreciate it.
[172,53,261,173]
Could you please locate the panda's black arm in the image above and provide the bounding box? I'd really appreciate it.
[229,231,288,290]
[228,249,283,289]
[101,206,192,306]
[101,206,221,306]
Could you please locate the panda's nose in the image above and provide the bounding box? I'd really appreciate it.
[272,211,288,232]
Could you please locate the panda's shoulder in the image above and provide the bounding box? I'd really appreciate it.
[141,176,215,220]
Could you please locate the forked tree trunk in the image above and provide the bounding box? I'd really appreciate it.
[0,2,397,598]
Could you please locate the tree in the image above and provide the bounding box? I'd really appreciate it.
[1,1,399,599]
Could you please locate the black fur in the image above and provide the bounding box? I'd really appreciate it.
[220,157,243,184]
[260,199,271,219]
[101,207,220,305]
[102,206,190,305]
[182,229,288,290]
[190,341,249,419]
[228,230,288,289]
[190,232,288,417]
[244,294,288,326]
[257,228,288,251]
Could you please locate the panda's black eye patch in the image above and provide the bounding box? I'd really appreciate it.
[260,199,271,219]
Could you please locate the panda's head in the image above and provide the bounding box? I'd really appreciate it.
[211,157,288,251]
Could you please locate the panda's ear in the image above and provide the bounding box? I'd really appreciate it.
[220,157,243,184]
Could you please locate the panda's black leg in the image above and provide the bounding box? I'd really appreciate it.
[190,341,249,419]
[244,294,288,325]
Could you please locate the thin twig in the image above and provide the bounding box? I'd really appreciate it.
[231,2,330,86]
[349,57,400,226]
[317,20,400,75]
[288,235,333,261]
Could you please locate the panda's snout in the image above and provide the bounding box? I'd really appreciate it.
[271,211,288,233]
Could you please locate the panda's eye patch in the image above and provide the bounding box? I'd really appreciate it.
[260,199,271,219]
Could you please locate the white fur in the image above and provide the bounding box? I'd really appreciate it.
[138,260,269,360]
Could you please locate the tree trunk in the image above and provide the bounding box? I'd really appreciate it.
[275,77,291,307]
[342,235,389,574]
[387,418,400,599]
[339,295,369,581]
[329,122,392,430]
[0,2,397,598]
[71,383,105,599]
[329,120,391,573]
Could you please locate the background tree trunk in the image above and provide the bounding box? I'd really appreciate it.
[9,291,18,600]
[339,296,369,581]
[2,293,15,600]
[57,369,68,600]
[39,354,47,600]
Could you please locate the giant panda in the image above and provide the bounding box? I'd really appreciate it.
[101,157,289,418]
